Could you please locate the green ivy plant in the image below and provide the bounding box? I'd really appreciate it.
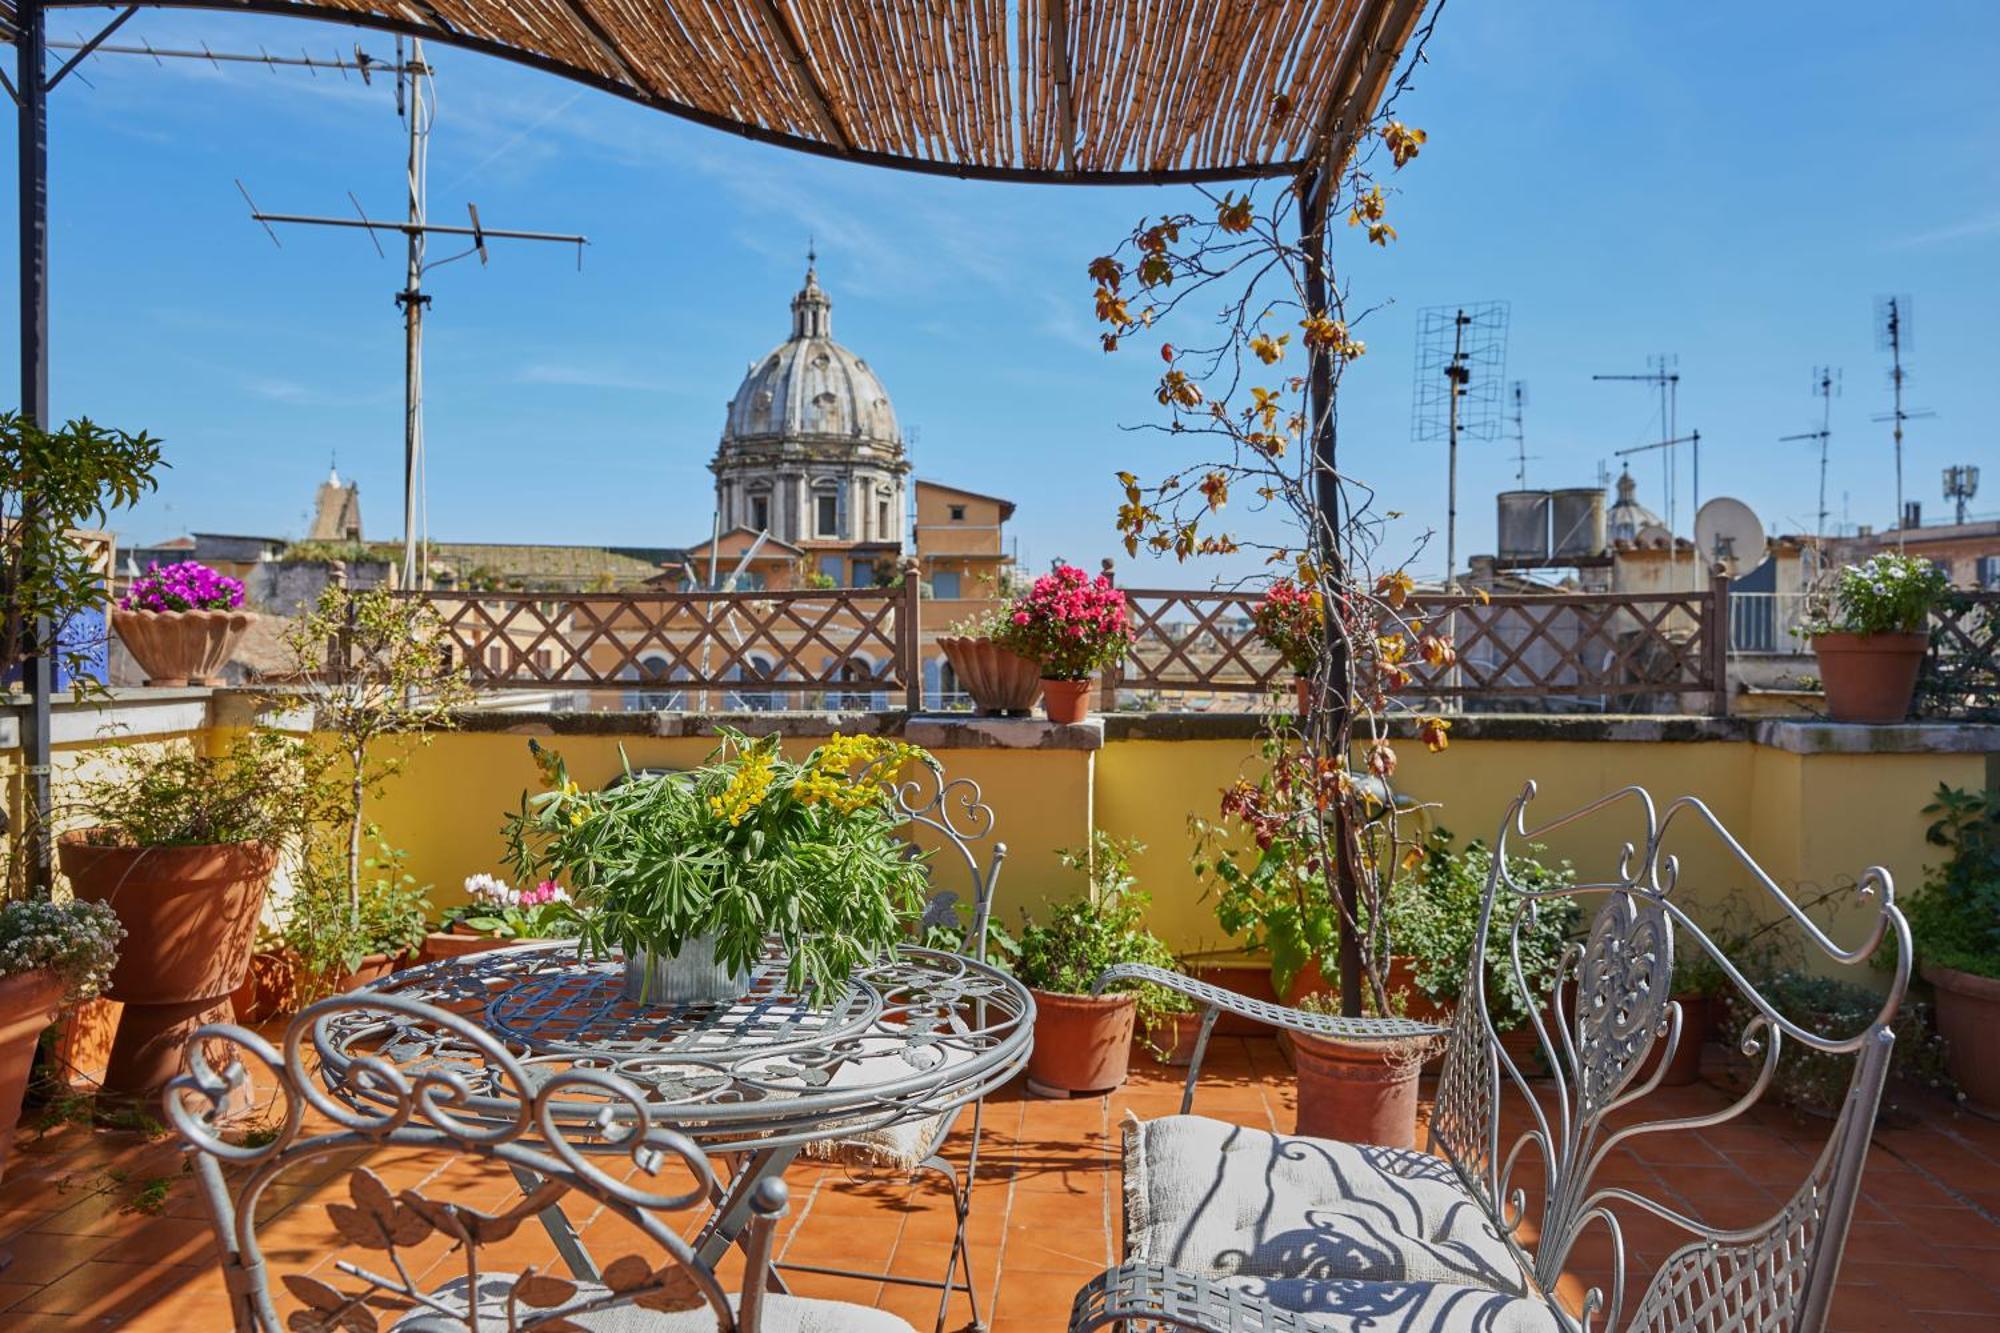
[1905,784,2000,981]
[1015,833,1188,1039]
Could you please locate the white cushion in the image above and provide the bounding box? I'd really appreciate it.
[1220,1275,1559,1332]
[807,1111,947,1172]
[394,1274,915,1331]
[1125,1115,1526,1297]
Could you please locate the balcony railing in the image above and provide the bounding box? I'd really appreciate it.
[1728,591,1810,654]
[1921,590,2000,721]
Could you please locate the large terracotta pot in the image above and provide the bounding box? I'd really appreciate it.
[1026,988,1135,1096]
[59,834,275,1100]
[1039,677,1092,724]
[112,608,255,687]
[1811,631,1928,723]
[1292,1031,1425,1149]
[939,637,1043,716]
[1926,965,2000,1111]
[0,969,65,1181]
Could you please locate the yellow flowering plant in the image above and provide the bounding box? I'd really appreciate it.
[505,730,936,1003]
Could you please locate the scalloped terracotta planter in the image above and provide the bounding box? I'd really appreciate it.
[59,835,275,1100]
[939,637,1043,715]
[1926,965,2000,1110]
[113,607,255,686]
[1039,677,1092,724]
[1811,631,1927,723]
[1293,1030,1423,1149]
[0,969,65,1181]
[1026,988,1135,1096]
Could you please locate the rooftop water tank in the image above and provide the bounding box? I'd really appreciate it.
[1497,490,1552,562]
[1552,487,1607,560]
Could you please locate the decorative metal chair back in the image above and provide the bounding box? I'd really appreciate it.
[166,993,794,1332]
[1427,782,1911,1333]
[892,756,1006,963]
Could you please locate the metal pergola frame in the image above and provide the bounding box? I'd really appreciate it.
[5,0,1431,887]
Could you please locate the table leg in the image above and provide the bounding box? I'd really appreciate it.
[509,1162,599,1282]
[694,1144,801,1289]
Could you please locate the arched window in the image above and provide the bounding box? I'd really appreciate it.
[624,654,686,712]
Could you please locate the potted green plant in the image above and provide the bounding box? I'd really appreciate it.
[937,607,1043,716]
[1251,577,1324,716]
[0,897,121,1177]
[1801,553,1950,722]
[58,732,309,1098]
[1906,784,2000,1110]
[421,873,578,962]
[113,560,253,686]
[508,732,934,1005]
[282,832,432,997]
[995,563,1134,723]
[1015,833,1184,1095]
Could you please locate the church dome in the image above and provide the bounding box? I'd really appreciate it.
[721,263,901,448]
[1608,468,1668,546]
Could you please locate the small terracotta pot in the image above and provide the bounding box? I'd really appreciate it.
[1926,965,2000,1111]
[1149,1010,1208,1067]
[1026,988,1135,1096]
[1294,676,1313,717]
[229,950,299,1025]
[419,926,521,964]
[0,969,65,1181]
[1292,1030,1424,1149]
[1039,677,1092,724]
[113,608,255,687]
[1189,964,1281,1038]
[333,953,408,992]
[1811,631,1928,724]
[939,637,1044,715]
[59,835,275,1100]
[1635,991,1713,1087]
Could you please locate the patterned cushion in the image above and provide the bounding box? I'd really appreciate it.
[396,1275,916,1331]
[1220,1275,1560,1332]
[1124,1115,1526,1297]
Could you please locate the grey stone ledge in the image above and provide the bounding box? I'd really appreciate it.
[1750,719,2000,755]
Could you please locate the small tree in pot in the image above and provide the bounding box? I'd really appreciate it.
[1801,553,1950,722]
[1016,833,1186,1096]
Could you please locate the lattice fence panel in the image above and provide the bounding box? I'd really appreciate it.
[1918,591,2000,722]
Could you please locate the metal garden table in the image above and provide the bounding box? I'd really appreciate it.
[309,940,1034,1282]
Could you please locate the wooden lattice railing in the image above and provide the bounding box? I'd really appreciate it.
[405,584,921,708]
[1112,577,1732,715]
[1918,591,2000,722]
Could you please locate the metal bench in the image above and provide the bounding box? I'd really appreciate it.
[1072,782,1911,1333]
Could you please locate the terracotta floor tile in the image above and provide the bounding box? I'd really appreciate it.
[6,1260,211,1321]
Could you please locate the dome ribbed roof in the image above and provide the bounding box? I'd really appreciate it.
[1608,468,1666,544]
[722,264,901,448]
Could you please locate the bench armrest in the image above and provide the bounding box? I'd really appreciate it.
[1069,1261,1328,1332]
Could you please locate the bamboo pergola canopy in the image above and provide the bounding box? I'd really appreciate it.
[38,0,1430,184]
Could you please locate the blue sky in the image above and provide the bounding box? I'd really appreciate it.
[4,1,1995,583]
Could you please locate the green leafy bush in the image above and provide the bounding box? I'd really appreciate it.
[1724,971,1947,1116]
[69,731,320,849]
[507,732,934,1003]
[1016,834,1187,1035]
[1906,784,2000,980]
[284,829,432,990]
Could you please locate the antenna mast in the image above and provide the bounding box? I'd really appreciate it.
[1779,366,1838,544]
[1411,302,1509,587]
[1593,354,1684,539]
[1872,297,1934,549]
[1508,380,1536,487]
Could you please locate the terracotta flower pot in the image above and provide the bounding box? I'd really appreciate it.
[1039,677,1093,724]
[228,949,299,1025]
[1294,676,1313,717]
[1925,965,2000,1111]
[333,952,408,992]
[112,608,255,687]
[0,969,65,1181]
[1025,988,1135,1096]
[1635,991,1713,1087]
[419,926,522,964]
[939,637,1044,715]
[59,834,276,1100]
[1149,1010,1208,1067]
[1811,631,1928,723]
[1292,1030,1425,1149]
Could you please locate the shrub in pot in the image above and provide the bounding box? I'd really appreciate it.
[1722,971,1947,1118]
[282,832,432,1000]
[994,563,1134,724]
[60,733,307,1099]
[508,732,935,1006]
[0,898,121,1177]
[114,559,252,686]
[1801,553,1950,723]
[1904,784,2000,1109]
[422,873,578,962]
[937,608,1043,716]
[1015,834,1185,1096]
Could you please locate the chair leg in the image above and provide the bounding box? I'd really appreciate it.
[925,1152,985,1333]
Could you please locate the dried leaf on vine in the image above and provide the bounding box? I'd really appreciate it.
[1366,739,1399,778]
[1216,193,1255,234]
[1200,473,1230,510]
[1376,570,1414,609]
[1382,121,1428,168]
[1087,255,1124,291]
[1419,717,1452,753]
[1250,333,1289,364]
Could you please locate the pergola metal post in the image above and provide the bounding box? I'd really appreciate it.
[15,0,54,890]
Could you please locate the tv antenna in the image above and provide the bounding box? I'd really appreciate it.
[1873,297,1934,550]
[1778,366,1839,543]
[1507,380,1539,488]
[1411,302,1509,587]
[235,37,587,590]
[1944,465,1980,526]
[1593,354,1687,543]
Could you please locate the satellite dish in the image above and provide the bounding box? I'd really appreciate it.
[1695,497,1766,574]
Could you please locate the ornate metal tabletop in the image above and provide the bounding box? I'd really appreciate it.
[309,941,1034,1155]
